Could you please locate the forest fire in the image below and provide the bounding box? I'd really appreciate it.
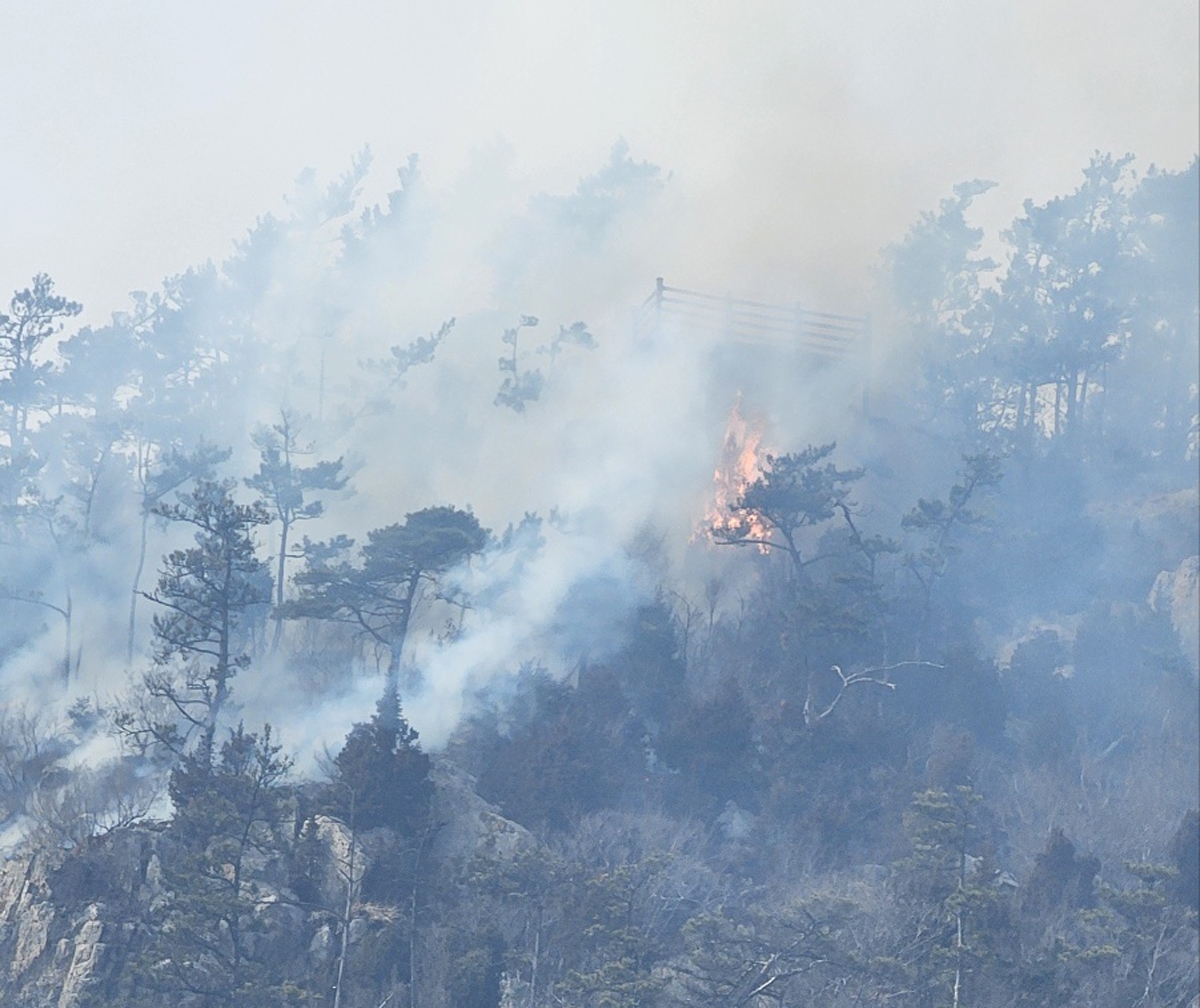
[700,394,771,549]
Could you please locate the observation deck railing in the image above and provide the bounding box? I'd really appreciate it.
[634,277,869,360]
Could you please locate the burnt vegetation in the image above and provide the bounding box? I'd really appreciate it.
[0,151,1196,1007]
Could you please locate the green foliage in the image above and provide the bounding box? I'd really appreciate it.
[892,786,1016,1005]
[388,318,454,378]
[676,896,869,1005]
[712,442,864,580]
[890,155,1199,470]
[495,316,595,412]
[361,317,455,392]
[901,450,1002,656]
[465,815,713,1006]
[534,139,664,241]
[246,414,345,541]
[902,451,1002,540]
[555,864,669,1007]
[126,439,231,661]
[473,667,643,830]
[132,479,272,760]
[466,843,572,1004]
[245,409,346,649]
[495,315,542,413]
[328,688,432,838]
[596,598,686,729]
[0,274,83,454]
[0,151,1196,1008]
[885,178,998,336]
[287,506,487,679]
[890,648,1007,744]
[444,931,505,1008]
[149,480,272,668]
[1054,859,1200,1005]
[1019,829,1099,937]
[898,786,983,901]
[659,678,761,816]
[901,450,1001,581]
[134,724,309,1007]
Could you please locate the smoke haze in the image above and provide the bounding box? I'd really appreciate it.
[0,2,1196,767]
[2,0,1196,324]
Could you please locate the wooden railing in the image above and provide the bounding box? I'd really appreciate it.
[635,278,868,360]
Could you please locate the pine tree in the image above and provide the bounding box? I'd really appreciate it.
[244,409,346,650]
[129,480,271,762]
[134,725,307,1007]
[893,786,1011,1008]
[286,505,487,696]
[329,685,432,837]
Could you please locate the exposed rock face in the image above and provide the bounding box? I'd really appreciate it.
[305,813,362,910]
[0,829,158,1008]
[1,851,53,994]
[1149,554,1200,676]
[428,757,530,866]
[0,762,529,1007]
[56,906,105,1008]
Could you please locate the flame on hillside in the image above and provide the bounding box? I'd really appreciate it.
[698,394,771,551]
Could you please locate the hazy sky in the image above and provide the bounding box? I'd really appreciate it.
[3,0,1197,323]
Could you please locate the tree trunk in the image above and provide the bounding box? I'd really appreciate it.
[333,805,357,1008]
[529,912,540,1008]
[62,586,73,685]
[952,911,963,1008]
[271,518,290,653]
[128,507,150,663]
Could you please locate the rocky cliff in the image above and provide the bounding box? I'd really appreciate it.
[0,757,527,1008]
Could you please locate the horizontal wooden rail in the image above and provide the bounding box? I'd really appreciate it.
[636,278,868,359]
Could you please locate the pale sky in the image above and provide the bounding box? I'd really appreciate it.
[2,0,1197,323]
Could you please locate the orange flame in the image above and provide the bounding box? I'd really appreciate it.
[698,394,771,550]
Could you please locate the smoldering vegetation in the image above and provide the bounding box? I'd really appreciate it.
[0,148,1196,1007]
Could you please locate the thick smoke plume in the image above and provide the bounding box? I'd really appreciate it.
[0,137,1196,804]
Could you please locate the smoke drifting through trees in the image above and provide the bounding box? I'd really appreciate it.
[0,147,1194,752]
[0,142,1195,1006]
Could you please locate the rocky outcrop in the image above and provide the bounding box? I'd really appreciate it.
[0,850,53,992]
[55,905,107,1008]
[428,757,530,866]
[0,828,158,1008]
[0,761,529,1007]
